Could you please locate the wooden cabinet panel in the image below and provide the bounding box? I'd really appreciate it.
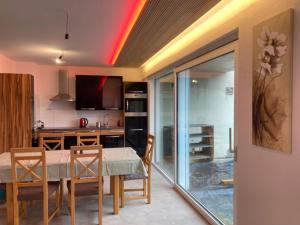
[0,74,33,153]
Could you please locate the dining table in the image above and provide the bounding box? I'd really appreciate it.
[0,147,147,225]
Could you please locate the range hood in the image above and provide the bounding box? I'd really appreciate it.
[50,70,75,102]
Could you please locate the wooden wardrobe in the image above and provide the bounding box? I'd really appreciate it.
[0,74,34,153]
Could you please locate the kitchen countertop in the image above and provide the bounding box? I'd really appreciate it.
[36,126,124,136]
[37,126,123,131]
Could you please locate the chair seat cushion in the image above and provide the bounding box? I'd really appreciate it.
[123,173,147,181]
[67,181,99,196]
[18,181,60,201]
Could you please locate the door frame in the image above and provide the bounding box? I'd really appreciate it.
[173,41,239,225]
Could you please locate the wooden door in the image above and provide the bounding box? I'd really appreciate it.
[0,74,33,153]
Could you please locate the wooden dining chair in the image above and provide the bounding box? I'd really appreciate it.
[119,134,155,207]
[10,147,61,225]
[39,133,65,150]
[67,145,103,225]
[39,133,65,210]
[76,131,100,146]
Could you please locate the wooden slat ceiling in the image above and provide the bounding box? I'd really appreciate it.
[115,0,220,67]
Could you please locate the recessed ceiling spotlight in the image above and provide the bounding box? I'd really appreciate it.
[55,55,64,64]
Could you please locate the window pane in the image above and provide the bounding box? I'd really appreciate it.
[177,52,235,225]
[154,73,175,179]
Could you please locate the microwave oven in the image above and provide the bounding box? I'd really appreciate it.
[125,93,147,116]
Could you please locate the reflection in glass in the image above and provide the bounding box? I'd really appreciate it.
[154,73,175,179]
[177,52,235,225]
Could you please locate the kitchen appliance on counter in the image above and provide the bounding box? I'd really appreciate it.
[36,120,44,129]
[124,82,148,157]
[80,118,88,128]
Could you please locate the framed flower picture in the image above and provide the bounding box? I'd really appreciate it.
[252,9,294,153]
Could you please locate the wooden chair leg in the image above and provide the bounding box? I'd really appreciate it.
[143,178,147,198]
[67,192,71,211]
[110,176,114,195]
[55,189,60,216]
[147,177,151,204]
[21,201,27,219]
[70,184,75,225]
[43,190,49,225]
[6,184,14,225]
[120,177,125,208]
[13,198,19,225]
[98,179,103,225]
[59,179,64,210]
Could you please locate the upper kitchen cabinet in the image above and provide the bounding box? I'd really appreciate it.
[76,75,123,110]
[0,74,34,153]
[124,82,147,94]
[102,76,123,110]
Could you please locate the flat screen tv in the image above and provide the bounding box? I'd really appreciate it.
[75,75,123,110]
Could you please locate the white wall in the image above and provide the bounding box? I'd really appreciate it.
[144,0,300,225]
[0,55,143,128]
[189,71,234,158]
[0,54,16,72]
[236,2,300,225]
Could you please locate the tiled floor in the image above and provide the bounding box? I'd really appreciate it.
[189,159,234,225]
[0,169,209,225]
[156,158,234,225]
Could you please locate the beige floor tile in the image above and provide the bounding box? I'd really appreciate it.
[0,169,209,225]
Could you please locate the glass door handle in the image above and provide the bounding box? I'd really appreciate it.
[229,128,234,153]
[234,146,238,162]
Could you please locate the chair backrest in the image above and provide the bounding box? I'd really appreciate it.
[70,145,103,185]
[76,131,100,146]
[39,133,64,150]
[10,147,47,188]
[142,135,155,173]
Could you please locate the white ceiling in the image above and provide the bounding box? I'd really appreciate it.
[0,0,136,67]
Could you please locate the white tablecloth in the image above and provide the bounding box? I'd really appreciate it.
[0,147,147,183]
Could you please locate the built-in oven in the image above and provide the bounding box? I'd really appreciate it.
[124,93,147,116]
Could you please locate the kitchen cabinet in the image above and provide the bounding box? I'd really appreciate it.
[0,74,34,153]
[124,82,147,94]
[36,128,125,149]
[125,117,147,157]
[76,75,123,110]
[100,135,124,148]
[102,77,123,110]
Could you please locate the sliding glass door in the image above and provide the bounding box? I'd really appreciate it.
[154,73,175,179]
[177,52,235,225]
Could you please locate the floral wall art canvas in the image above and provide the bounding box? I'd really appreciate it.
[252,9,293,153]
